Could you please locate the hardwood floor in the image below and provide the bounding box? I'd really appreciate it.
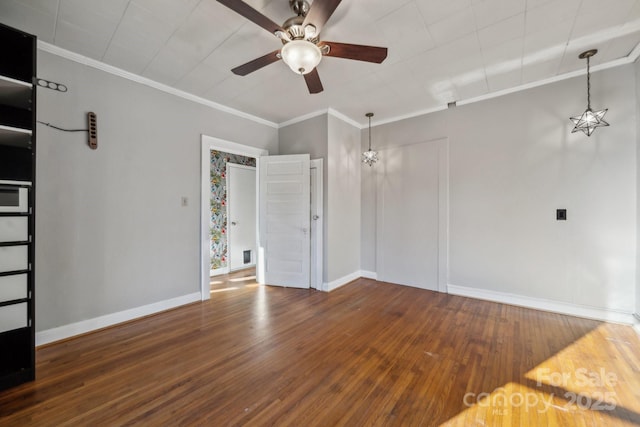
[1,272,639,426]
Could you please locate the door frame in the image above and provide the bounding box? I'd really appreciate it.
[200,135,267,301]
[310,159,323,289]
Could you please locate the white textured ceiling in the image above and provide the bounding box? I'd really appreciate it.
[2,0,640,126]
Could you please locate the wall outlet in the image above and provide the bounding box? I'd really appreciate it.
[556,209,567,220]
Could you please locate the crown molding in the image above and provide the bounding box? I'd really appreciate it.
[278,107,364,129]
[36,40,640,131]
[37,41,278,129]
[278,108,329,128]
[327,108,362,129]
[374,56,636,127]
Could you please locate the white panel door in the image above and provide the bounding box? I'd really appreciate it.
[376,141,442,291]
[259,154,310,288]
[227,164,256,271]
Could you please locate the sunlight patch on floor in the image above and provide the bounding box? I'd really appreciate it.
[229,275,257,283]
[442,323,640,426]
[442,382,570,426]
[522,323,638,422]
[210,287,239,293]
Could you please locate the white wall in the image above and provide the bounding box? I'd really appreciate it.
[35,50,278,332]
[327,114,361,283]
[362,64,637,316]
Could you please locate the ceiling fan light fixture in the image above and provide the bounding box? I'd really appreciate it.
[281,40,322,75]
[304,24,317,38]
[274,30,291,42]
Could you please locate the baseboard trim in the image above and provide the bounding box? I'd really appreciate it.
[36,292,201,346]
[448,284,636,325]
[322,271,362,292]
[360,270,378,280]
[210,267,230,276]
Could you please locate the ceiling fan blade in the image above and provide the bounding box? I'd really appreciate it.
[217,0,283,35]
[303,0,342,35]
[304,68,323,94]
[231,50,282,76]
[320,42,388,63]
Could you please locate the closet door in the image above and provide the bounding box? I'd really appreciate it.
[376,139,448,291]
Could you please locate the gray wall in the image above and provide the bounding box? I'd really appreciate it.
[361,111,447,273]
[360,155,376,274]
[278,114,329,281]
[327,114,361,283]
[636,58,640,318]
[362,64,637,314]
[279,113,361,284]
[35,51,278,331]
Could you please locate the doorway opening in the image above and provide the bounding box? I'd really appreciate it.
[226,163,257,273]
[200,135,324,299]
[210,267,258,294]
[209,151,257,276]
[201,136,266,301]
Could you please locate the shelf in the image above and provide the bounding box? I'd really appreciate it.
[0,22,36,393]
[0,241,30,247]
[0,212,29,217]
[0,269,29,277]
[0,125,31,147]
[0,180,31,187]
[0,298,28,308]
[0,75,32,110]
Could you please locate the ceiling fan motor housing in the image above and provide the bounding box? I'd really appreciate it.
[290,0,310,16]
[281,15,318,42]
[283,16,306,39]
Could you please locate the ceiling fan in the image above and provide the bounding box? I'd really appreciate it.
[216,0,388,94]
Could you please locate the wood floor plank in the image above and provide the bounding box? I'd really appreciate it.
[1,271,639,426]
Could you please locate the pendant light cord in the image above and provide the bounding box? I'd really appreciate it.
[368,114,372,151]
[586,55,591,110]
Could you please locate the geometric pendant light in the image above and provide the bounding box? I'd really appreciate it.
[362,112,378,166]
[570,49,609,137]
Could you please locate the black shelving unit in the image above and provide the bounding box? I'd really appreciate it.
[0,22,36,391]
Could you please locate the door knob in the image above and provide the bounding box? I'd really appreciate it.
[231,221,237,226]
[312,215,320,220]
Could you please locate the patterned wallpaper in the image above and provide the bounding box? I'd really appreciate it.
[210,150,256,271]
